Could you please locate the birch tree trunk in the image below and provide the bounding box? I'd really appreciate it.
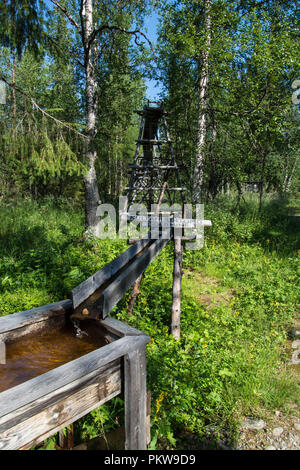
[192,0,211,204]
[283,155,299,193]
[83,0,101,235]
[12,52,16,124]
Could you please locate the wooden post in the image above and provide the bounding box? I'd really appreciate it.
[124,344,147,450]
[58,424,74,450]
[146,390,151,446]
[127,273,144,316]
[171,237,183,339]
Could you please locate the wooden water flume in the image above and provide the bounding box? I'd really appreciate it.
[0,301,150,450]
[0,229,173,450]
[0,102,211,450]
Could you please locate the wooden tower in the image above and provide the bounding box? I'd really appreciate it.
[126,101,186,210]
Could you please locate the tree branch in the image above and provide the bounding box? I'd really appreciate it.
[46,34,85,69]
[49,0,80,31]
[0,74,88,140]
[88,26,157,59]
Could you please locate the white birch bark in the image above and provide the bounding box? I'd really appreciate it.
[192,0,211,204]
[83,0,101,236]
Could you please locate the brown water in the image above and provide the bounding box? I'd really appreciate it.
[0,323,107,393]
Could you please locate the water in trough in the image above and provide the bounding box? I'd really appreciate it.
[0,322,107,393]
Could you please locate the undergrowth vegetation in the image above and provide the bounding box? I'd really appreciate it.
[0,194,299,449]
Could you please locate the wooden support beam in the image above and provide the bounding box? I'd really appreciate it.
[124,344,147,450]
[71,237,151,311]
[127,273,144,316]
[99,237,169,318]
[146,390,151,446]
[171,237,183,339]
[58,424,74,450]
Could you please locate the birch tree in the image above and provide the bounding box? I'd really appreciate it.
[192,0,211,203]
[48,0,149,235]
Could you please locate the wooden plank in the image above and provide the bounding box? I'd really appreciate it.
[125,187,186,191]
[0,365,122,450]
[128,165,183,169]
[128,216,212,227]
[99,317,149,338]
[173,218,212,228]
[136,139,171,144]
[146,390,151,446]
[127,182,168,316]
[0,360,121,430]
[71,238,151,309]
[124,344,147,450]
[98,237,169,318]
[0,335,149,420]
[0,300,72,342]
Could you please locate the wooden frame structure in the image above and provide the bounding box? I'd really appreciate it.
[0,103,212,451]
[0,301,150,450]
[124,102,212,337]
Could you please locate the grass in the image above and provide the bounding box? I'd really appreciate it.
[0,193,299,449]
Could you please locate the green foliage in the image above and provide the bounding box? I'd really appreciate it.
[155,0,300,199]
[0,0,44,58]
[0,195,298,449]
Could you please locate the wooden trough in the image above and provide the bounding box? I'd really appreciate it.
[0,209,210,450]
[0,236,172,450]
[0,301,150,450]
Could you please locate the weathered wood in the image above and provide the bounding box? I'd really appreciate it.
[171,237,183,339]
[124,344,147,450]
[6,364,121,450]
[128,165,183,170]
[146,390,151,446]
[71,238,151,310]
[0,294,151,451]
[99,317,149,338]
[0,332,150,449]
[173,218,212,228]
[136,139,171,144]
[58,423,74,450]
[0,335,148,421]
[99,237,169,318]
[0,300,72,343]
[125,187,186,191]
[128,215,212,228]
[127,273,144,316]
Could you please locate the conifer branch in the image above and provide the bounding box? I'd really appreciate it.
[0,74,89,140]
